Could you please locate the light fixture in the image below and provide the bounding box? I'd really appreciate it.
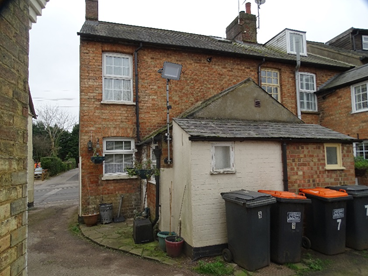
[160,62,183,164]
[161,62,182,80]
[87,140,93,151]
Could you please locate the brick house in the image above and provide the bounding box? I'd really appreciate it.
[317,63,368,185]
[0,0,48,275]
[78,0,357,257]
[307,28,368,67]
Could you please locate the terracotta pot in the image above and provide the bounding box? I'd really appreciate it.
[83,213,99,227]
[165,236,184,257]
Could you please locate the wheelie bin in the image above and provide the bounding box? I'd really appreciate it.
[258,190,311,264]
[299,187,352,255]
[327,185,368,250]
[221,189,276,271]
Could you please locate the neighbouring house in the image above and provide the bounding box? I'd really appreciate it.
[308,28,368,66]
[317,63,368,185]
[78,0,357,258]
[0,0,48,275]
[28,91,37,208]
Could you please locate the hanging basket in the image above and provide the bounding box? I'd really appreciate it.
[91,156,105,164]
[135,169,154,179]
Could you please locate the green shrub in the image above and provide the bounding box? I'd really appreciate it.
[41,156,64,176]
[355,156,368,170]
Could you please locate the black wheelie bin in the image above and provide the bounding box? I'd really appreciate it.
[327,185,368,250]
[221,190,276,271]
[258,190,311,264]
[299,187,352,255]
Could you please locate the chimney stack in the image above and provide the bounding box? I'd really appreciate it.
[246,2,251,14]
[86,0,98,21]
[226,2,257,43]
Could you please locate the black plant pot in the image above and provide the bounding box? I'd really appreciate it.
[135,169,153,179]
[355,168,367,177]
[91,156,105,164]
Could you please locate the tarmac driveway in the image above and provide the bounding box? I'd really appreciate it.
[27,205,199,276]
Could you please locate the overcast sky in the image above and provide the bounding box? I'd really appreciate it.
[29,0,368,125]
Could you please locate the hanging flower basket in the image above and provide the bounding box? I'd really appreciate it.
[91,156,105,164]
[355,168,367,177]
[135,169,154,179]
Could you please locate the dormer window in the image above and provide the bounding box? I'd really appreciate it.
[363,36,368,50]
[286,30,307,56]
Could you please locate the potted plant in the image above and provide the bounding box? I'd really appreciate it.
[157,231,177,252]
[126,159,159,179]
[165,235,184,257]
[354,156,368,177]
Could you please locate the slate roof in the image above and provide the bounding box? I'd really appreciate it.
[79,20,352,69]
[174,118,355,142]
[318,63,368,93]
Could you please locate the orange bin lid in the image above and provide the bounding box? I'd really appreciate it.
[299,187,348,198]
[258,190,307,200]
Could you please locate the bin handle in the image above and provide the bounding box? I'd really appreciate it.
[339,189,347,193]
[299,192,305,197]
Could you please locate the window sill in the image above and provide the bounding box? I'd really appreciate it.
[301,110,319,115]
[102,174,137,180]
[325,166,346,171]
[351,109,368,115]
[210,170,236,175]
[101,101,136,106]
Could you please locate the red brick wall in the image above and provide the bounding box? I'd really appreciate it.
[287,143,355,193]
[318,86,368,140]
[146,182,156,219]
[79,38,346,217]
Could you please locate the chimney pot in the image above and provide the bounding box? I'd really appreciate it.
[86,0,98,21]
[246,2,251,14]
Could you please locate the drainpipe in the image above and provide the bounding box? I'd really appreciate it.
[152,146,162,227]
[134,43,143,142]
[257,58,266,86]
[282,142,289,191]
[295,39,301,120]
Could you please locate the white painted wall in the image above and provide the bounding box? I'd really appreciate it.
[171,121,284,248]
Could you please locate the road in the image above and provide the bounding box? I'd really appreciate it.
[34,168,79,207]
[28,169,197,276]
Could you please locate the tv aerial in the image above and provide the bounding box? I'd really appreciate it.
[254,0,266,29]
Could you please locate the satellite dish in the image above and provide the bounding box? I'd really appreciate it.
[255,0,266,4]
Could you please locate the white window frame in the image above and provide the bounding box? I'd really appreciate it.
[351,81,368,113]
[354,141,368,159]
[102,53,133,103]
[261,69,281,102]
[149,142,158,183]
[363,35,368,50]
[103,138,135,176]
[299,72,317,112]
[286,30,307,56]
[211,142,235,174]
[324,143,345,170]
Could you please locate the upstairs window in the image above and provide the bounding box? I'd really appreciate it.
[351,82,368,113]
[299,73,317,111]
[103,138,134,175]
[261,69,281,102]
[286,30,307,56]
[211,143,235,174]
[102,53,133,103]
[363,36,368,50]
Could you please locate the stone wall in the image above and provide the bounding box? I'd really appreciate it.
[0,1,30,275]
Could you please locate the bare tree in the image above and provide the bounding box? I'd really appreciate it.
[36,105,76,157]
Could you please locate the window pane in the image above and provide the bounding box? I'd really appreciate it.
[123,141,132,150]
[326,147,338,165]
[114,141,124,150]
[106,141,114,150]
[214,146,230,170]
